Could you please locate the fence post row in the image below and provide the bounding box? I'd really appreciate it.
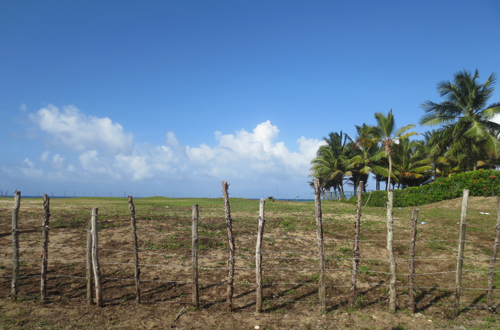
[222,181,235,312]
[487,197,500,308]
[41,194,50,302]
[349,181,363,307]
[91,207,103,307]
[313,178,326,313]
[408,208,419,314]
[192,204,199,308]
[11,191,21,301]
[387,190,397,313]
[455,189,469,317]
[128,196,141,304]
[255,198,266,312]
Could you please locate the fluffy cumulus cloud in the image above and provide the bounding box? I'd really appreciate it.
[11,106,325,192]
[29,105,134,154]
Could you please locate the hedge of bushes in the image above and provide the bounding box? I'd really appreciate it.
[347,169,500,207]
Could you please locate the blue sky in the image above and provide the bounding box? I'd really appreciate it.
[1,1,499,198]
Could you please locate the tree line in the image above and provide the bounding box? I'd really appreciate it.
[309,69,500,198]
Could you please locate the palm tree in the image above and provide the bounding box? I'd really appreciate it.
[420,69,500,171]
[310,131,351,197]
[391,138,432,188]
[366,110,417,191]
[347,124,387,192]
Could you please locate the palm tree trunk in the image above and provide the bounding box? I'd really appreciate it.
[388,151,392,192]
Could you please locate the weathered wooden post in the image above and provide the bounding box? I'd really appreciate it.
[41,194,50,302]
[408,208,419,314]
[91,207,103,307]
[86,214,93,305]
[454,189,469,317]
[128,196,140,303]
[314,178,326,313]
[11,191,20,301]
[387,190,397,313]
[487,197,500,308]
[222,181,235,312]
[255,198,266,312]
[192,204,199,308]
[349,181,363,307]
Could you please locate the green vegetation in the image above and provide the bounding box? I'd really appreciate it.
[310,69,500,197]
[347,169,500,207]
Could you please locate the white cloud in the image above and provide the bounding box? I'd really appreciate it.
[20,104,27,112]
[52,154,66,169]
[40,151,50,162]
[79,150,121,180]
[21,158,43,178]
[29,105,134,155]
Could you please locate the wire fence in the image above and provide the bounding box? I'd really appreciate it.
[1,187,500,317]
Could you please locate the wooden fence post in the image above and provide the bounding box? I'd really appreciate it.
[222,181,235,312]
[313,178,326,313]
[256,198,266,312]
[387,190,397,313]
[86,214,93,305]
[408,208,419,314]
[41,194,50,302]
[128,196,140,303]
[455,189,469,317]
[11,191,21,301]
[192,204,199,308]
[487,197,500,308]
[349,181,363,307]
[91,207,103,307]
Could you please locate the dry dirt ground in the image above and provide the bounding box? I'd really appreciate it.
[0,196,500,329]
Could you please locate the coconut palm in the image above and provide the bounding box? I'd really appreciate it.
[391,138,432,188]
[366,110,417,191]
[309,131,351,197]
[420,69,500,171]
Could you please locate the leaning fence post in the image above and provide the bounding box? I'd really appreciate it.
[91,207,103,307]
[255,198,266,312]
[487,197,500,308]
[222,181,235,312]
[455,189,469,317]
[387,190,397,313]
[192,204,199,308]
[86,213,93,305]
[41,194,50,302]
[408,208,419,314]
[349,181,363,307]
[313,178,326,313]
[128,196,140,303]
[11,191,21,301]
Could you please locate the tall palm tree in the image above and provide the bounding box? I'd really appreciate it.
[366,110,417,191]
[420,69,500,171]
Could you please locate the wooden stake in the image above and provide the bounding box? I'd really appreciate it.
[222,181,235,312]
[86,213,93,305]
[314,178,326,313]
[408,208,419,314]
[192,204,199,308]
[349,181,363,307]
[41,194,50,302]
[255,198,266,312]
[128,196,140,303]
[11,191,20,301]
[455,189,469,317]
[387,190,397,313]
[487,197,500,308]
[91,207,103,307]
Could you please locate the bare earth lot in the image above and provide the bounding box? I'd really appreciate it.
[0,196,500,329]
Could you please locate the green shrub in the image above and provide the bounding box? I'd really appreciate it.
[347,169,500,207]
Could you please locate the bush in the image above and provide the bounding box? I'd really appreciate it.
[347,169,500,207]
